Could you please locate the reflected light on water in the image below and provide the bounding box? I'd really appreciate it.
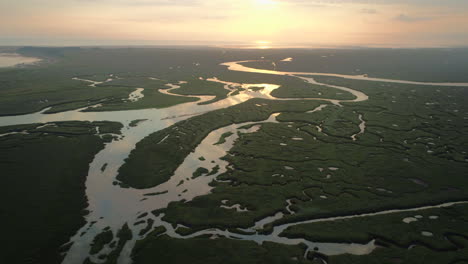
[255,40,272,49]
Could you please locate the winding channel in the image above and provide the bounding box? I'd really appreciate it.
[1,59,468,264]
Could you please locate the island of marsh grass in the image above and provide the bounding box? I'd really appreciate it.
[214,69,356,100]
[214,131,234,145]
[270,79,354,100]
[155,78,467,234]
[168,78,229,105]
[88,223,133,264]
[130,229,468,264]
[238,48,468,82]
[0,121,122,264]
[281,204,468,264]
[132,235,314,264]
[116,99,326,189]
[0,47,222,115]
[114,75,468,242]
[81,77,199,112]
[192,167,209,178]
[0,47,360,116]
[144,199,468,264]
[281,204,468,250]
[122,80,467,262]
[129,119,148,127]
[329,245,468,264]
[90,229,113,255]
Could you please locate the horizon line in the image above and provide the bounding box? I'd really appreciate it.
[2,43,468,50]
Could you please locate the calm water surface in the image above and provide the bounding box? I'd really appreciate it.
[0,53,41,67]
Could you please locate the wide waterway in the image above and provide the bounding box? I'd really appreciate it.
[0,53,41,67]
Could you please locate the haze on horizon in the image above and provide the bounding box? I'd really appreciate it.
[1,0,468,48]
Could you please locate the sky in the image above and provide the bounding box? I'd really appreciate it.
[1,0,468,48]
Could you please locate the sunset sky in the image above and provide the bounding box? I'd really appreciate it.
[1,0,468,47]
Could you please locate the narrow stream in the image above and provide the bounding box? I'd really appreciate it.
[351,114,366,141]
[1,59,468,264]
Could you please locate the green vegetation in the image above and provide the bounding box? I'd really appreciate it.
[129,119,148,127]
[86,77,198,112]
[158,77,468,234]
[143,190,168,197]
[6,47,453,115]
[239,48,468,82]
[217,69,355,100]
[138,219,155,236]
[132,235,313,264]
[132,226,167,257]
[102,224,133,264]
[192,167,209,179]
[83,223,134,264]
[0,47,220,115]
[207,165,220,176]
[281,204,468,264]
[330,245,468,264]
[169,78,228,105]
[214,131,234,145]
[117,99,324,189]
[139,74,467,263]
[270,79,354,100]
[249,86,264,92]
[282,204,468,249]
[90,230,113,255]
[2,47,468,263]
[0,121,122,264]
[230,88,242,96]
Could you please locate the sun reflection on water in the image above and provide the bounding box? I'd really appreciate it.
[255,40,272,49]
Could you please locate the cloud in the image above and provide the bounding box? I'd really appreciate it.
[277,0,468,8]
[128,0,200,6]
[200,15,229,20]
[123,14,231,24]
[394,14,433,22]
[276,0,328,7]
[360,8,377,14]
[75,0,201,6]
